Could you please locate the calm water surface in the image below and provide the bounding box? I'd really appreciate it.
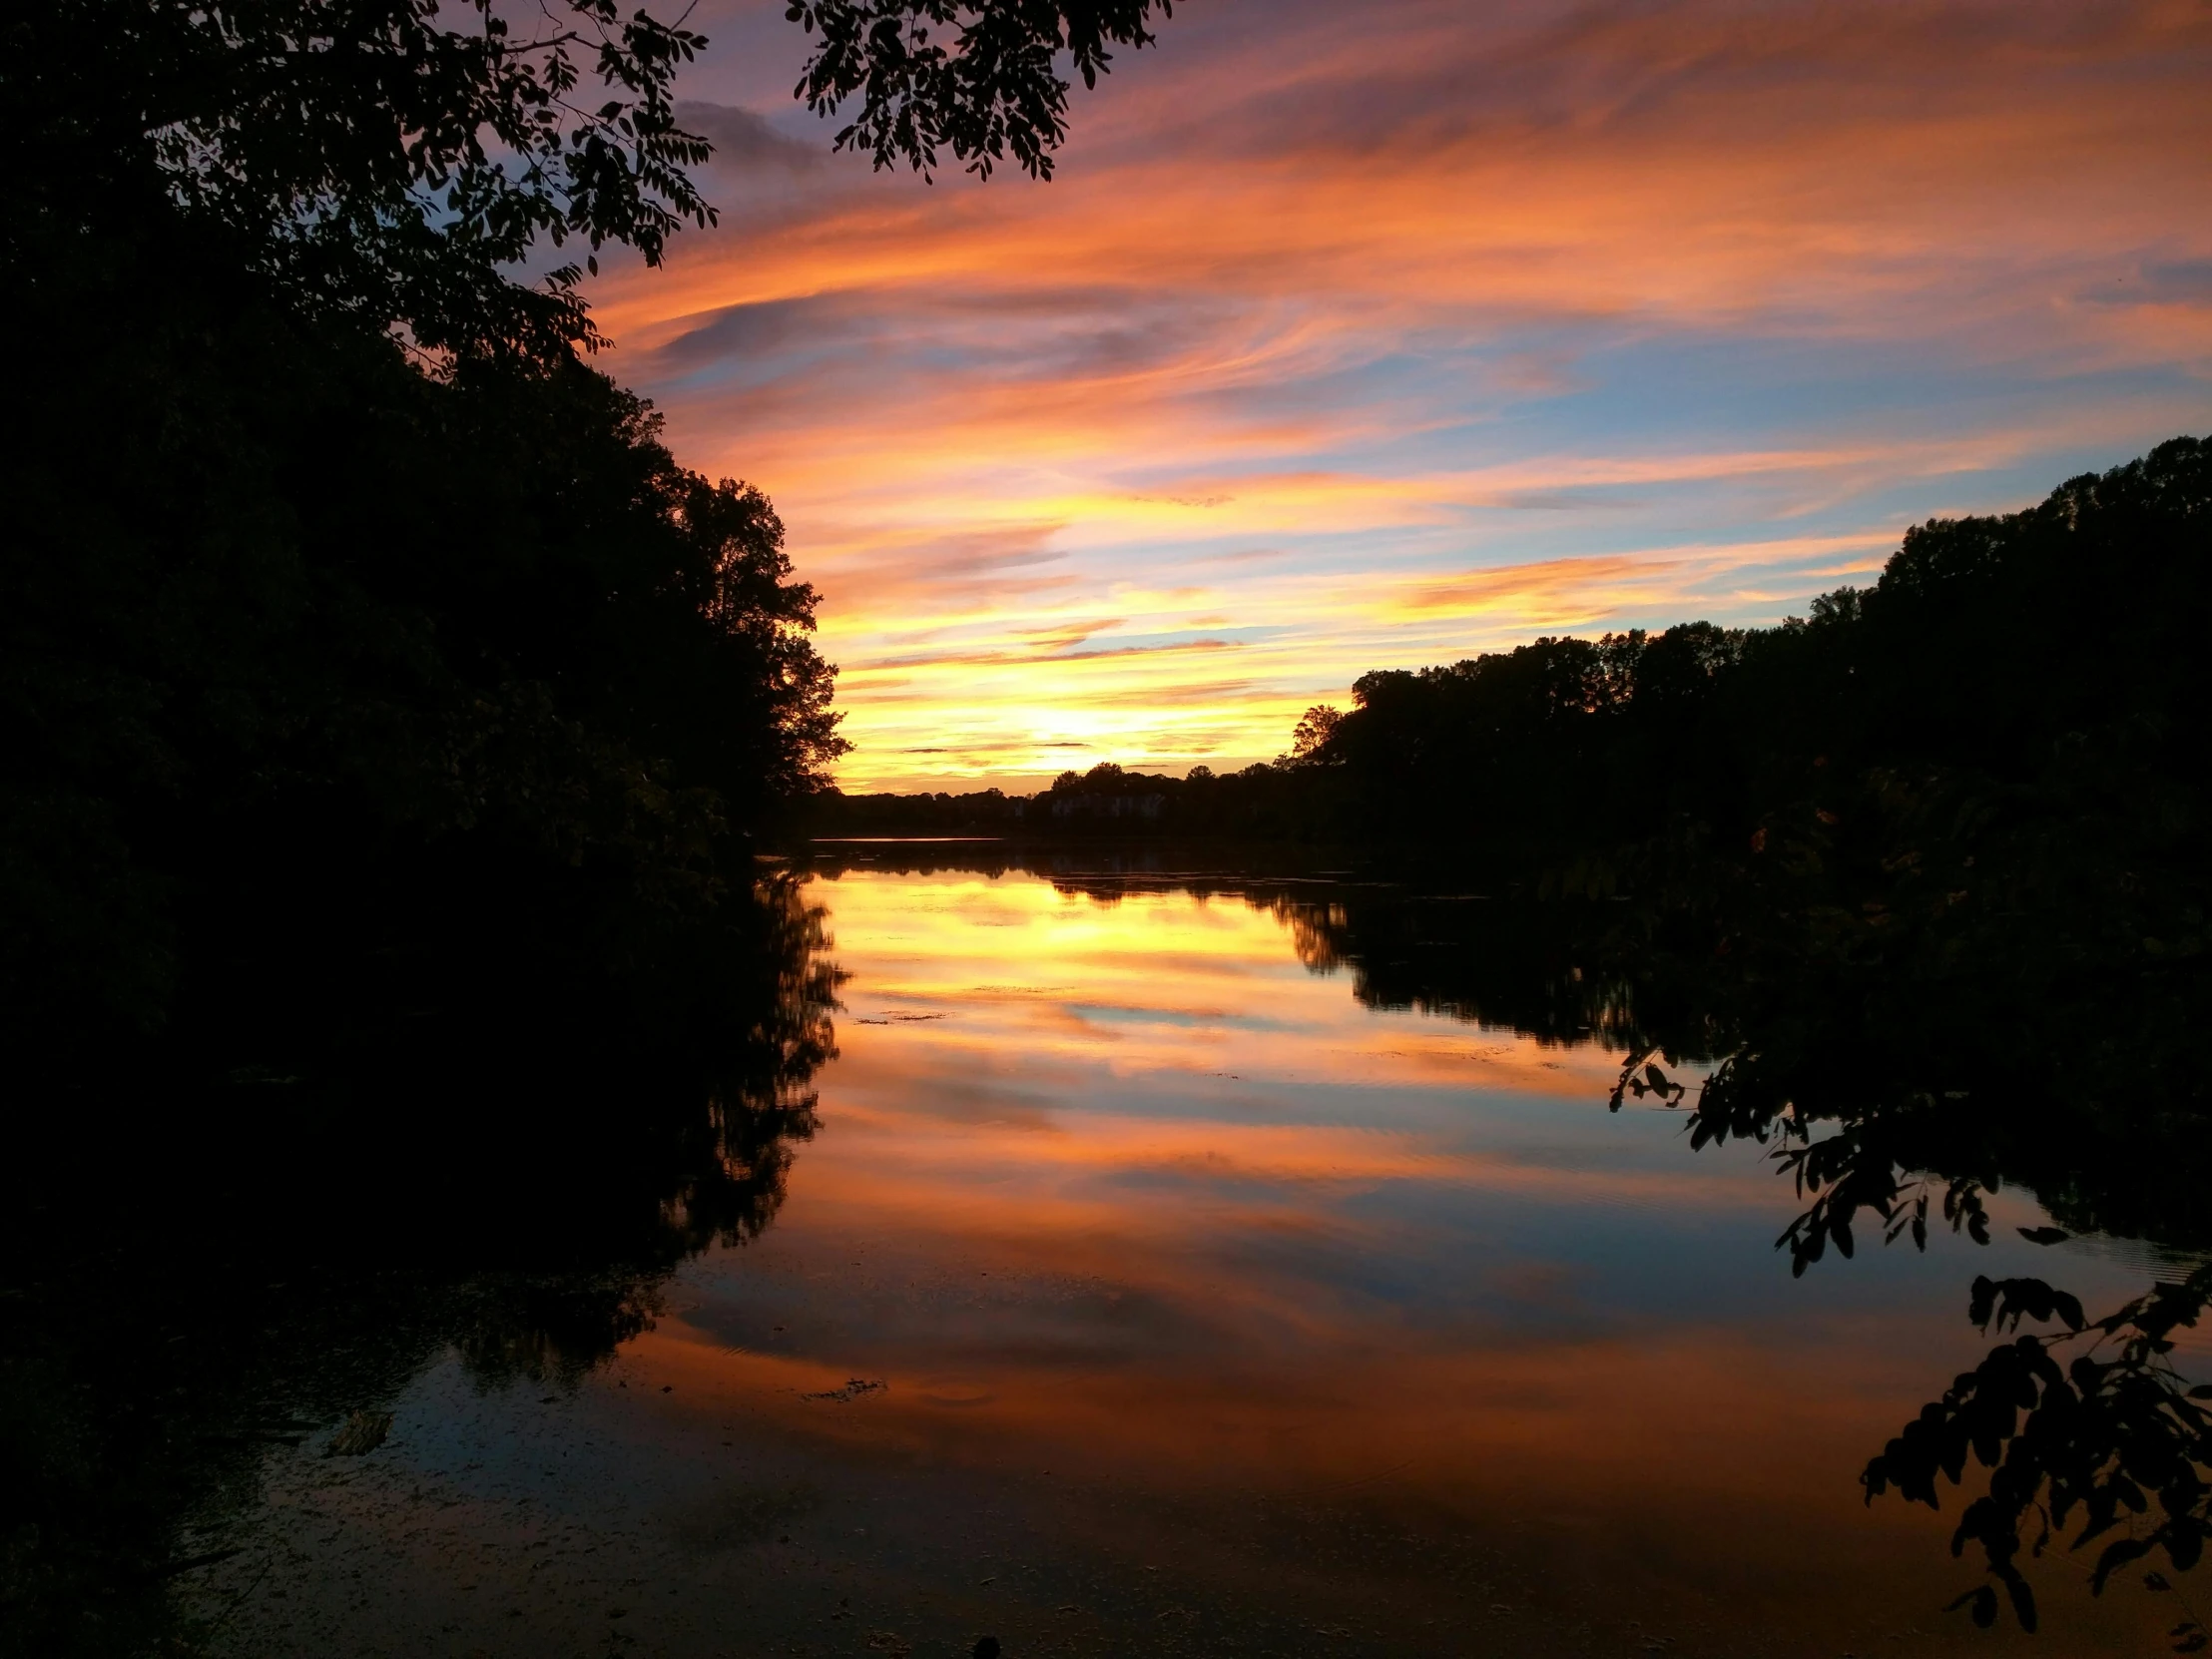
[183,859,2199,1657]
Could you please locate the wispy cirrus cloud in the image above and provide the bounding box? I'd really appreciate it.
[587,0,2212,790]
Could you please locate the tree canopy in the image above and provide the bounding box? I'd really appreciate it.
[1,0,1192,1073]
[13,0,717,356]
[9,0,1179,360]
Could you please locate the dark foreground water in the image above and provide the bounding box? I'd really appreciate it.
[27,855,2208,1658]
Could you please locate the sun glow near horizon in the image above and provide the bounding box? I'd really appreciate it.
[596,0,2212,792]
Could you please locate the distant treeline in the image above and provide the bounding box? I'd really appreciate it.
[822,435,2210,876]
[821,438,2212,1118]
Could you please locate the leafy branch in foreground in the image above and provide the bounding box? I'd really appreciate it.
[1863,1265,2212,1650]
[1609,1047,1997,1276]
[789,0,1172,179]
[14,0,718,358]
[1607,1031,2211,1649]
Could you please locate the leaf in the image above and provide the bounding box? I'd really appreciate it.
[1969,1276,1998,1329]
[1942,1585,1999,1628]
[2172,1527,2203,1573]
[2017,1226,2071,1246]
[2092,1535,2154,1593]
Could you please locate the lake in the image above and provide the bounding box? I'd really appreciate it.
[144,854,2203,1656]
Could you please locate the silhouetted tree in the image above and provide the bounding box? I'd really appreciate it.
[4,0,951,1073]
[1289,704,1344,762]
[10,0,718,361]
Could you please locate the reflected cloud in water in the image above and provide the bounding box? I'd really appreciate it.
[38,856,2200,1658]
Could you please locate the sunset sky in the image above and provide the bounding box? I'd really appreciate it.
[583,0,2212,792]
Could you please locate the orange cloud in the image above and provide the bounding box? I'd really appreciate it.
[588,0,2212,788]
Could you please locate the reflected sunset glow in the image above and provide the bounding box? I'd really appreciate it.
[573,865,2176,1648]
[200,865,2197,1655]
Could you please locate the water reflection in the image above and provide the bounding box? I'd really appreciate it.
[1026,853,2212,1648]
[4,854,2203,1657]
[0,870,837,1656]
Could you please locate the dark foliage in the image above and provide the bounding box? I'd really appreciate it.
[824,440,2212,1168]
[10,0,718,359]
[2,0,1208,1078]
[790,0,1175,179]
[0,871,840,1657]
[812,758,1342,840]
[1861,1265,2211,1646]
[0,3,1183,1649]
[1300,438,2210,881]
[1,255,846,1077]
[817,437,2212,1642]
[0,0,873,1082]
[989,851,2212,1645]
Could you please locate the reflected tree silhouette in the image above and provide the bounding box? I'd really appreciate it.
[1599,900,2212,1648]
[1629,1018,2212,1646]
[0,870,840,1657]
[840,847,2212,1646]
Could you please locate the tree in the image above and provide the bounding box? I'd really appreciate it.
[1,0,1196,1069]
[8,0,1184,361]
[10,0,718,359]
[0,0,897,1073]
[1290,705,1343,763]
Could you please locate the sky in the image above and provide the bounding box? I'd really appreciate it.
[580,0,2212,793]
